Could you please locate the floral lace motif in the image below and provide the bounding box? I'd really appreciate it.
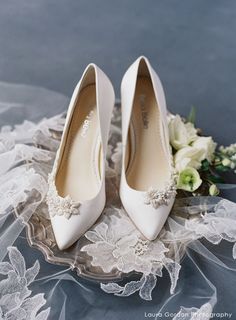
[82,208,181,299]
[82,209,170,275]
[46,172,80,219]
[173,303,213,320]
[0,247,50,320]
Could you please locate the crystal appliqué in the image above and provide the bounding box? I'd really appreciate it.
[144,171,177,209]
[46,173,80,219]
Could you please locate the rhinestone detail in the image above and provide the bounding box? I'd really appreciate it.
[46,173,80,219]
[144,172,177,209]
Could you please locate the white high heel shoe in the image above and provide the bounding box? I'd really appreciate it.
[47,64,115,250]
[120,56,176,241]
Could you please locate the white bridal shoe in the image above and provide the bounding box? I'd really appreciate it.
[47,64,115,250]
[120,56,176,241]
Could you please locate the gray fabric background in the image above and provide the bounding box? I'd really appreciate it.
[0,1,236,319]
[0,0,235,145]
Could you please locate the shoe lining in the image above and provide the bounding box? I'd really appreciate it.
[56,84,102,202]
[126,76,169,191]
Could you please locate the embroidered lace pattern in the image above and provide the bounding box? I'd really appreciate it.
[0,247,50,320]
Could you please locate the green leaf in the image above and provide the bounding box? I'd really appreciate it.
[215,164,231,172]
[201,159,210,171]
[205,174,224,184]
[187,106,196,124]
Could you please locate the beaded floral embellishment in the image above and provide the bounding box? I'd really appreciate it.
[46,173,81,219]
[144,172,177,209]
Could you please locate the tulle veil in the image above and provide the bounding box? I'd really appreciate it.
[0,82,236,320]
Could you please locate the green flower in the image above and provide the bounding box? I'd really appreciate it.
[177,167,202,192]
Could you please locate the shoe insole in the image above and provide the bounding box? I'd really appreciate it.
[126,77,169,191]
[56,84,102,202]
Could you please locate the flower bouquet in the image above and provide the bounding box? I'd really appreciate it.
[168,108,236,197]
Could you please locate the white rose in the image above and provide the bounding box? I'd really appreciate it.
[192,136,216,162]
[169,115,198,150]
[174,146,205,172]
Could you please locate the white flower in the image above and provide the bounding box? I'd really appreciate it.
[174,146,205,172]
[219,143,236,156]
[169,115,198,150]
[209,184,220,196]
[192,136,216,162]
[222,158,231,167]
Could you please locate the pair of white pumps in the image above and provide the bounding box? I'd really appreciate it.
[47,56,176,250]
